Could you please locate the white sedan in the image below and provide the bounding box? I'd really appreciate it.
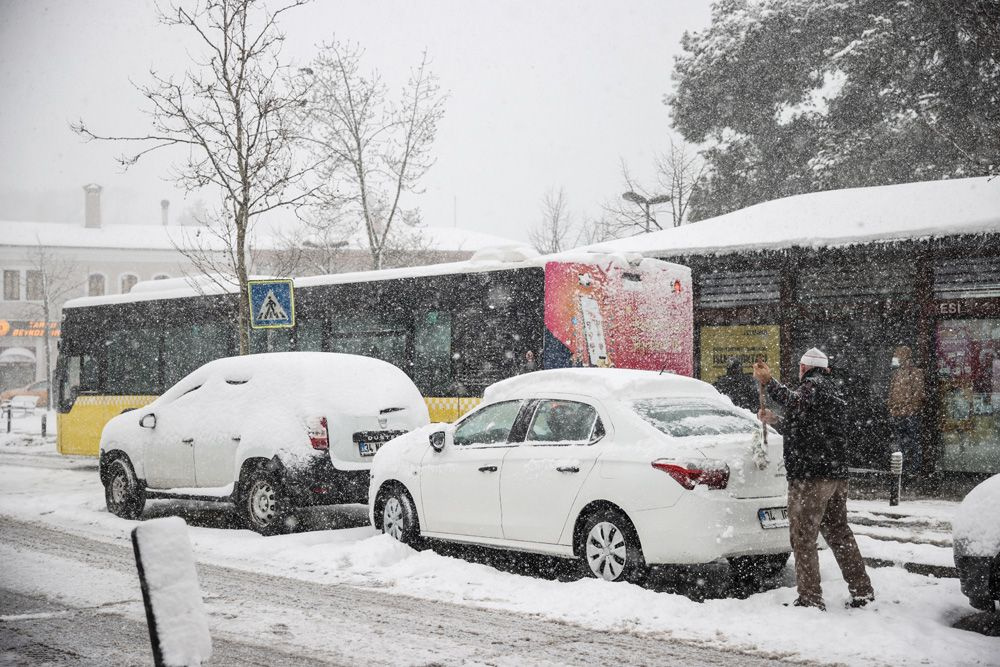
[100,352,428,534]
[370,368,790,582]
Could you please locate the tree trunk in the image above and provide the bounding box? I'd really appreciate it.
[236,207,250,356]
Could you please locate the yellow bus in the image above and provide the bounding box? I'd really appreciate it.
[56,251,693,456]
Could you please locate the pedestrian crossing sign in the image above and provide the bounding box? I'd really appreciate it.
[248,279,295,329]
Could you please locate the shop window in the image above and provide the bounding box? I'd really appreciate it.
[120,274,139,294]
[936,319,1000,474]
[26,271,43,301]
[87,273,106,297]
[3,270,20,300]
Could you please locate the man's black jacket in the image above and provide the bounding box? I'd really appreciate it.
[766,369,849,480]
[713,372,759,411]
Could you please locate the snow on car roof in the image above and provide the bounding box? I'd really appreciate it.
[590,176,1000,257]
[483,368,721,404]
[158,352,424,416]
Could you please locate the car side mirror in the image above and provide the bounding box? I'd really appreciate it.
[429,430,446,452]
[140,413,157,429]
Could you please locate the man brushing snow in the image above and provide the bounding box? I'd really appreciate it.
[754,348,874,611]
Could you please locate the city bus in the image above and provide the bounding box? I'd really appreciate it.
[55,249,693,456]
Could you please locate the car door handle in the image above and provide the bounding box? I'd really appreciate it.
[556,466,580,473]
[181,438,194,445]
[478,465,498,473]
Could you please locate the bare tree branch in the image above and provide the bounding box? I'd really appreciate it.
[72,0,313,353]
[528,187,574,254]
[298,41,447,269]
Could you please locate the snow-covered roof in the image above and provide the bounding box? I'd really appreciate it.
[483,368,720,404]
[63,249,683,309]
[591,177,1000,257]
[0,219,519,254]
[0,220,211,251]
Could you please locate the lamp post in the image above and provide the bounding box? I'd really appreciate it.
[622,191,671,233]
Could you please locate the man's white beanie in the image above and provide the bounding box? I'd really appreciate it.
[800,347,829,368]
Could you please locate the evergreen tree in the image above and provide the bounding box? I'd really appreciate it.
[669,0,1000,220]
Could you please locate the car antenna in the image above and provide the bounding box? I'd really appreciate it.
[659,360,669,375]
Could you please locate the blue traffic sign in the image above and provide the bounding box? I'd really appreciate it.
[248,279,295,329]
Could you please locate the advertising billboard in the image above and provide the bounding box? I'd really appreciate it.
[700,324,781,384]
[542,260,693,376]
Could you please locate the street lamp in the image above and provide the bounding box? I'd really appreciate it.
[622,191,671,233]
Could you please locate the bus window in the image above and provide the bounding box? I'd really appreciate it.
[296,320,324,351]
[164,323,229,387]
[414,310,452,395]
[58,353,98,412]
[107,329,162,395]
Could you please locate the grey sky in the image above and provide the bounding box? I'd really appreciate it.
[0,0,711,243]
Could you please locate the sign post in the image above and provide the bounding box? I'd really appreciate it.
[248,279,295,330]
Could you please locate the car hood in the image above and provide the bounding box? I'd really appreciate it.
[953,473,1000,558]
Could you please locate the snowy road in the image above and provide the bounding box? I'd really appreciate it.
[0,515,799,666]
[0,438,996,666]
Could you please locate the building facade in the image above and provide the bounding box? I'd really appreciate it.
[597,177,1000,477]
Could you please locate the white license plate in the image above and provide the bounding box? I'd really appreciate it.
[758,506,789,529]
[358,441,383,457]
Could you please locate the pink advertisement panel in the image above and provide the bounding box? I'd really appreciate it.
[543,260,693,376]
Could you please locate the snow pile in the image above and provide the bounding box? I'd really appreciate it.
[591,176,1000,256]
[133,517,212,667]
[952,473,1000,557]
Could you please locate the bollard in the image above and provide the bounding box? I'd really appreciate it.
[41,412,47,437]
[889,451,903,506]
[5,407,10,434]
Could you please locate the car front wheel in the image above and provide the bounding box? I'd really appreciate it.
[378,487,421,547]
[105,458,145,520]
[579,509,645,583]
[242,469,292,536]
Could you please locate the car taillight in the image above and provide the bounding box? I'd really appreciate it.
[307,416,329,451]
[651,459,729,490]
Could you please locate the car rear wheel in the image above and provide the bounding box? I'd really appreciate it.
[105,458,145,520]
[242,469,292,536]
[579,509,645,583]
[378,487,421,547]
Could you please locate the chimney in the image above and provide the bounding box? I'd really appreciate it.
[83,183,102,228]
[161,199,170,226]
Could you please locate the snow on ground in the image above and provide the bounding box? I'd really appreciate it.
[0,452,994,667]
[0,410,56,451]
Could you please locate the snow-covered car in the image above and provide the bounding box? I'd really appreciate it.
[369,368,790,582]
[953,473,1000,611]
[100,352,429,534]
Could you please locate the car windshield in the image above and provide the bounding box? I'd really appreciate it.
[631,399,760,438]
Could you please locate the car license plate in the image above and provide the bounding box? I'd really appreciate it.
[758,506,789,529]
[358,441,381,457]
[353,430,406,457]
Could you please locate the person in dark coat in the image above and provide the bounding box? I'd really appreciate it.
[753,347,874,611]
[713,358,759,411]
